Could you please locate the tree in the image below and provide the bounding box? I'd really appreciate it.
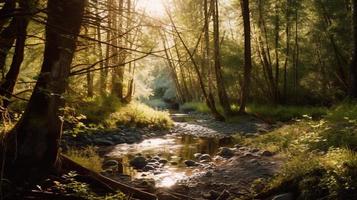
[3,0,85,180]
[239,0,252,113]
[212,0,232,115]
[351,0,357,98]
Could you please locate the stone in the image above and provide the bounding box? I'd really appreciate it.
[143,165,155,172]
[217,147,235,158]
[194,153,202,159]
[251,148,260,153]
[129,156,148,169]
[102,160,118,170]
[184,160,197,167]
[272,193,294,200]
[153,156,161,161]
[170,161,178,165]
[199,154,212,162]
[262,150,274,157]
[93,138,114,146]
[159,159,168,164]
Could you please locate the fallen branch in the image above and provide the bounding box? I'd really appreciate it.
[60,155,157,200]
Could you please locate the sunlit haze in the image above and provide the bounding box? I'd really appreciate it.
[137,0,166,18]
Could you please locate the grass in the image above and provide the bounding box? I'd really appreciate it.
[65,147,103,172]
[246,104,327,122]
[106,102,173,129]
[180,101,327,122]
[74,96,173,130]
[236,102,357,199]
[180,102,212,113]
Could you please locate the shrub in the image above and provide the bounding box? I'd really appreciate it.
[107,102,173,129]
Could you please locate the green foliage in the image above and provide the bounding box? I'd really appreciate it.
[54,172,126,200]
[316,102,357,150]
[107,102,173,129]
[77,95,122,125]
[241,103,357,199]
[180,102,211,113]
[180,102,225,114]
[246,104,327,122]
[267,149,357,199]
[65,147,103,172]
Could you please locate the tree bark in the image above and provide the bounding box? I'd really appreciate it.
[350,0,357,98]
[213,0,232,115]
[0,1,31,109]
[3,0,85,181]
[239,0,252,113]
[0,18,17,77]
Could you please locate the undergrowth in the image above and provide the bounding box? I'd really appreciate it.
[66,96,173,133]
[107,102,173,129]
[65,147,103,172]
[54,171,126,200]
[236,102,357,199]
[180,101,327,122]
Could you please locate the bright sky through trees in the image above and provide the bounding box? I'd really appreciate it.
[137,0,166,17]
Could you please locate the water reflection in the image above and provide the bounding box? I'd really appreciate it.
[106,134,234,187]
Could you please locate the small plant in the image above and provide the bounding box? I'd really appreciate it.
[53,172,126,200]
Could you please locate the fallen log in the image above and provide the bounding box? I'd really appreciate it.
[60,154,158,200]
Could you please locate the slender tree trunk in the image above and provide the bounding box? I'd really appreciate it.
[274,2,280,103]
[0,2,31,108]
[213,0,232,115]
[95,0,106,96]
[85,28,94,98]
[0,0,15,30]
[293,1,299,102]
[167,10,225,121]
[239,0,252,113]
[3,0,85,181]
[350,0,357,98]
[0,18,17,77]
[283,0,291,103]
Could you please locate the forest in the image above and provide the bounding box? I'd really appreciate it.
[0,0,356,199]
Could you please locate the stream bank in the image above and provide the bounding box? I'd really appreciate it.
[64,112,284,199]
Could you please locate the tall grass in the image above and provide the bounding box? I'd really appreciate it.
[107,102,173,129]
[65,147,103,172]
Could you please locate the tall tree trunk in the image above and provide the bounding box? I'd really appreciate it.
[85,28,94,98]
[0,1,31,109]
[239,0,252,113]
[167,9,225,121]
[112,0,125,100]
[283,0,291,103]
[293,1,299,102]
[213,0,232,115]
[274,2,280,103]
[350,0,357,98]
[0,18,17,77]
[0,0,15,30]
[96,0,106,96]
[3,0,85,181]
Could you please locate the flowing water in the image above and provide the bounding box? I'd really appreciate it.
[105,134,235,187]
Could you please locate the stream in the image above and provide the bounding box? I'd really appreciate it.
[105,133,236,187]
